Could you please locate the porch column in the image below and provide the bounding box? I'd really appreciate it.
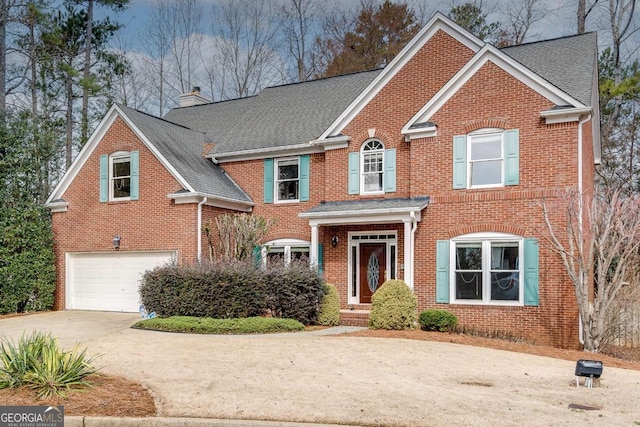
[310,223,319,269]
[403,220,413,290]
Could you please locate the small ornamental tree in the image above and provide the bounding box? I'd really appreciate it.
[540,189,640,352]
[202,213,273,262]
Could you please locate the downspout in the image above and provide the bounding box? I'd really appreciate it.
[577,113,591,345]
[197,197,208,262]
[409,211,418,289]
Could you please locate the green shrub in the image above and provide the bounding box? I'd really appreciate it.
[0,331,96,398]
[369,279,417,330]
[318,284,340,326]
[140,259,325,324]
[134,316,305,334]
[419,309,458,332]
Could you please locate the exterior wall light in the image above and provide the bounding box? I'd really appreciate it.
[113,235,121,249]
[331,236,339,247]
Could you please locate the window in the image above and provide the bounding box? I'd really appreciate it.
[452,129,519,190]
[262,239,310,267]
[110,153,131,200]
[275,158,299,202]
[100,151,138,202]
[361,140,384,194]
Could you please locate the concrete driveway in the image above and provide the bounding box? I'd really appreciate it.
[2,311,640,427]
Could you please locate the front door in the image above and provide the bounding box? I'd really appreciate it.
[359,243,387,304]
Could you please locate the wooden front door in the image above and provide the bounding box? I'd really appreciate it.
[359,243,386,304]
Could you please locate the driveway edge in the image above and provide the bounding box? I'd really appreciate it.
[65,416,361,427]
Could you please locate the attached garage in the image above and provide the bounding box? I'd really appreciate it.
[66,251,176,312]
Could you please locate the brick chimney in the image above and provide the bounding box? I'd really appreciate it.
[179,86,210,107]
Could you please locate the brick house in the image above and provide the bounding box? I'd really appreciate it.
[46,13,600,348]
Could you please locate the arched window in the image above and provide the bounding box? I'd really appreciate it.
[361,140,385,194]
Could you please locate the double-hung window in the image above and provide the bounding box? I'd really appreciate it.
[361,140,384,194]
[110,153,131,200]
[468,131,503,188]
[275,158,299,202]
[261,239,311,267]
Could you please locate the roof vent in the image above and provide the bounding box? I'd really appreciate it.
[179,86,210,107]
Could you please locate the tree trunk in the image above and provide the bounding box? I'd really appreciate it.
[0,0,7,112]
[65,59,74,170]
[81,0,93,147]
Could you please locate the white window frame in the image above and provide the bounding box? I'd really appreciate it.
[360,140,385,195]
[274,157,300,203]
[109,151,131,201]
[261,238,310,267]
[468,128,504,189]
[347,231,397,305]
[450,232,523,306]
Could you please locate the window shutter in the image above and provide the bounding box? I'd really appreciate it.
[452,135,467,189]
[317,243,323,276]
[348,152,359,194]
[436,240,450,303]
[130,150,140,201]
[252,246,262,268]
[99,155,108,202]
[524,238,539,306]
[264,158,274,203]
[299,155,310,201]
[504,129,519,186]
[384,148,396,193]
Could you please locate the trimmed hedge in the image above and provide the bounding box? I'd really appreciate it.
[139,260,324,324]
[133,316,305,334]
[419,309,458,332]
[369,279,417,330]
[318,284,340,326]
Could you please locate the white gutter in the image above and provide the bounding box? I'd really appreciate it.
[197,197,207,262]
[409,211,418,289]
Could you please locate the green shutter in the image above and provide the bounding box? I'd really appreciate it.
[348,152,359,194]
[99,155,108,202]
[384,148,396,193]
[130,150,139,201]
[317,243,323,276]
[299,155,310,201]
[252,246,262,268]
[524,238,539,306]
[436,240,450,303]
[504,129,519,186]
[453,135,467,189]
[264,158,274,203]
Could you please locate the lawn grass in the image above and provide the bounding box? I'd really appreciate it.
[133,316,305,334]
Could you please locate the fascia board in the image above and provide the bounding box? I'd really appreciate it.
[44,200,69,213]
[402,126,438,140]
[46,104,120,204]
[309,135,350,150]
[304,210,422,227]
[402,45,588,132]
[115,105,194,192]
[540,107,591,124]
[212,143,323,163]
[168,191,253,212]
[317,13,483,141]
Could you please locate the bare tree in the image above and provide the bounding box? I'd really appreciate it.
[212,0,282,99]
[279,0,321,82]
[540,189,640,352]
[577,0,600,33]
[167,0,201,94]
[141,0,172,115]
[496,0,556,46]
[203,213,272,262]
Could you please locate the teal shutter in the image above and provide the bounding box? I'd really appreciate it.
[504,129,519,186]
[252,246,262,268]
[299,155,310,201]
[384,148,396,193]
[317,243,323,276]
[264,158,274,203]
[99,155,108,202]
[453,135,467,189]
[524,238,539,306]
[436,240,450,303]
[130,150,139,201]
[348,152,359,194]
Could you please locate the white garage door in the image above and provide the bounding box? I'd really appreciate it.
[67,251,176,312]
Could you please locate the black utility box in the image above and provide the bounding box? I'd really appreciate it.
[575,359,603,378]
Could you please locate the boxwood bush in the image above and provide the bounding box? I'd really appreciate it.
[419,309,458,332]
[140,260,325,324]
[317,283,340,326]
[369,279,417,330]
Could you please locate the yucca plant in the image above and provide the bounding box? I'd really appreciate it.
[0,331,97,398]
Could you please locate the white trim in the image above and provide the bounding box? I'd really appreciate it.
[210,143,322,163]
[305,211,421,226]
[403,125,437,141]
[109,151,132,202]
[261,238,311,267]
[309,135,350,150]
[540,107,591,124]
[46,104,193,206]
[449,232,524,306]
[467,130,504,189]
[274,157,301,203]
[319,13,483,141]
[348,231,398,305]
[46,200,69,213]
[168,192,253,212]
[360,140,385,195]
[402,45,588,133]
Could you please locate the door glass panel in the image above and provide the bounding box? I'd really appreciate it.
[367,252,380,292]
